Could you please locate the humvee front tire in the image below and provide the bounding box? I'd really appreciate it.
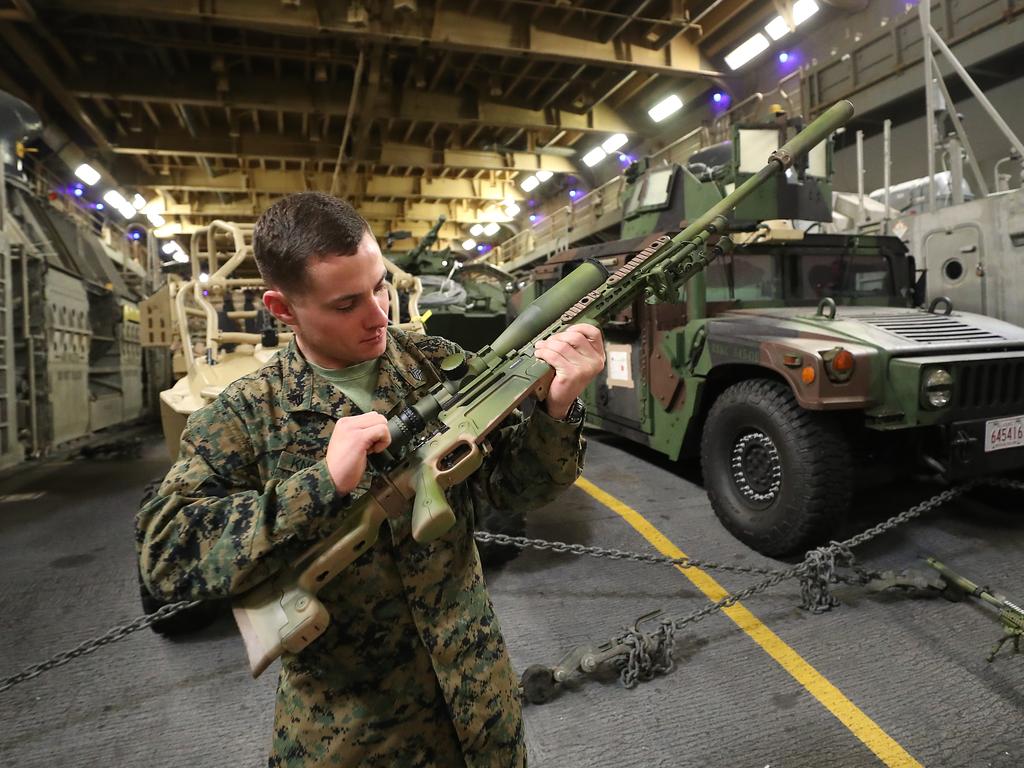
[701,379,852,557]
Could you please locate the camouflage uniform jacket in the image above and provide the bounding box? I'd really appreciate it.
[137,328,587,767]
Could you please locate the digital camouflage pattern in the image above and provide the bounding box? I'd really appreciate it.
[137,327,587,767]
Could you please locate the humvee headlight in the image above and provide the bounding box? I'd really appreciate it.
[822,346,855,383]
[922,368,954,408]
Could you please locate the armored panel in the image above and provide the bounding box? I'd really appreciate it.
[45,269,91,444]
[0,233,21,469]
[86,289,125,432]
[139,282,173,347]
[120,303,144,420]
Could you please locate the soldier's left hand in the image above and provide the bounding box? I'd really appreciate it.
[533,323,605,420]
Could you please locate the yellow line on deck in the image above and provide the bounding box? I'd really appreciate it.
[575,476,922,768]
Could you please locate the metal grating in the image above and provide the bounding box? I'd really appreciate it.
[864,315,1005,344]
[956,359,1024,413]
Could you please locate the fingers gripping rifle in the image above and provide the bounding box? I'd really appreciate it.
[231,100,857,677]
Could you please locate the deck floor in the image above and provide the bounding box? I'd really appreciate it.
[1,430,1021,767]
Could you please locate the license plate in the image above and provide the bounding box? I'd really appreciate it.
[984,415,1024,452]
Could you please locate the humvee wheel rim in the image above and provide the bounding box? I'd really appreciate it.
[730,430,782,507]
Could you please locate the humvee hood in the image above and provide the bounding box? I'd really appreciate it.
[721,306,1024,354]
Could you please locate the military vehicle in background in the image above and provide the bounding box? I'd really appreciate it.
[2,90,150,469]
[529,116,1024,557]
[388,215,522,351]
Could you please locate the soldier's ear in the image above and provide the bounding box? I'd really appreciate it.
[263,290,298,328]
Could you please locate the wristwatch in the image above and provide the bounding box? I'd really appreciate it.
[561,397,586,425]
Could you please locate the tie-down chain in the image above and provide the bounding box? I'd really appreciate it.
[1,478,1021,698]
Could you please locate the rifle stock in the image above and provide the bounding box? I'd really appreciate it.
[231,100,857,676]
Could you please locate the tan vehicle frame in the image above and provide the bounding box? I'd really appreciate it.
[140,220,425,460]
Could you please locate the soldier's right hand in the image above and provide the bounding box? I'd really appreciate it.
[325,413,391,494]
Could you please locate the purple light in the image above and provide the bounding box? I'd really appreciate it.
[529,214,537,222]
[73,186,84,197]
[477,244,486,252]
[130,231,141,241]
[713,92,723,103]
[778,51,789,63]
[569,189,578,199]
[95,202,104,210]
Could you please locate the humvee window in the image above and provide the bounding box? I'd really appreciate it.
[798,253,895,299]
[705,253,781,302]
[624,168,675,217]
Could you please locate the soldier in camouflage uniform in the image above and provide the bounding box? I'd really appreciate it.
[137,192,606,767]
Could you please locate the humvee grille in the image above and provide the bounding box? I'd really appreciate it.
[865,315,1004,343]
[955,359,1024,415]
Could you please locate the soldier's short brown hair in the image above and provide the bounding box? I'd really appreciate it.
[253,192,370,293]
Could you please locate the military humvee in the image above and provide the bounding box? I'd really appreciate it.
[389,215,522,351]
[529,118,1024,557]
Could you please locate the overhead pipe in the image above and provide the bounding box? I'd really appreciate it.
[330,50,365,197]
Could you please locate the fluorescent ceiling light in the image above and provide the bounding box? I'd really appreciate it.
[154,223,183,238]
[520,175,540,192]
[103,190,129,209]
[602,134,628,153]
[199,272,209,283]
[469,223,484,236]
[161,241,180,255]
[504,203,521,216]
[132,194,147,210]
[793,0,820,25]
[648,94,683,123]
[147,212,166,227]
[173,251,189,263]
[725,33,770,70]
[74,163,101,186]
[483,222,500,237]
[462,238,477,250]
[582,147,607,167]
[764,15,790,40]
[536,170,553,182]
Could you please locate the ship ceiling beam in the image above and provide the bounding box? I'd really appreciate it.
[0,22,114,155]
[164,199,503,227]
[69,74,639,135]
[41,0,723,80]
[699,0,775,57]
[110,132,575,172]
[122,167,527,202]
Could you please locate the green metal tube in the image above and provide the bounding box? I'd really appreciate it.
[488,259,608,357]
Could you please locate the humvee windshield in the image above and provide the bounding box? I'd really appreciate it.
[623,168,675,217]
[705,249,907,304]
